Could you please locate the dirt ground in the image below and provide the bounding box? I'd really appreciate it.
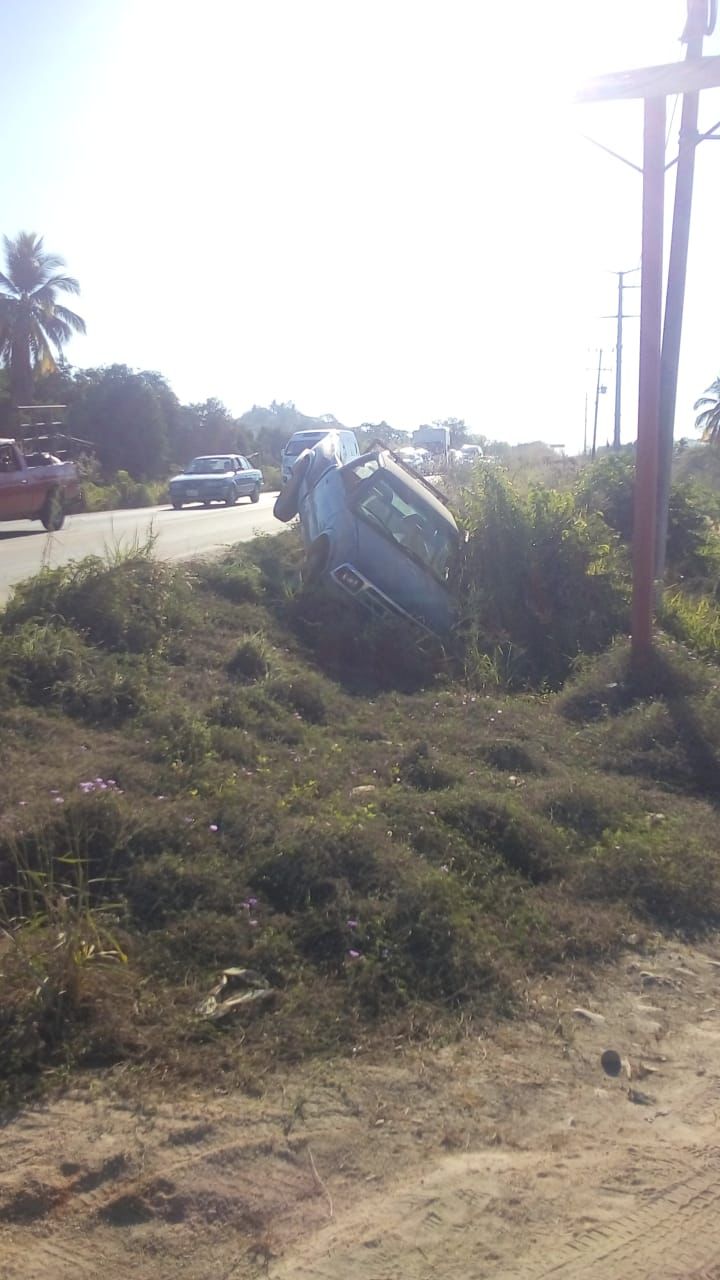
[3,938,720,1280]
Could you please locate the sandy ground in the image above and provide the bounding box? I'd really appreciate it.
[3,938,720,1280]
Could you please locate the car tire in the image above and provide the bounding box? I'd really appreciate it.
[225,490,237,506]
[273,451,311,522]
[172,500,183,510]
[40,489,65,532]
[250,484,260,504]
[203,500,211,507]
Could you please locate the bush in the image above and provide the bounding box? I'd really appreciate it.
[4,548,193,655]
[0,623,148,723]
[437,790,567,882]
[577,453,720,585]
[197,558,263,604]
[577,818,720,928]
[228,634,270,682]
[456,469,628,688]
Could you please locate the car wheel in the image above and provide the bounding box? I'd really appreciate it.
[41,489,65,532]
[225,490,237,506]
[203,500,211,507]
[250,484,260,504]
[172,500,183,510]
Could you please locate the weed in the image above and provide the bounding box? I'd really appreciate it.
[577,817,720,929]
[437,790,567,882]
[228,634,270,682]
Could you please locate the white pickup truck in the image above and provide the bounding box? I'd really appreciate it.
[0,438,81,531]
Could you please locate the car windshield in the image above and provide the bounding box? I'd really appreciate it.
[351,471,457,582]
[284,433,325,457]
[185,457,234,474]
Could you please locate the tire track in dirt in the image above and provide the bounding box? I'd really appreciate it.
[273,995,720,1279]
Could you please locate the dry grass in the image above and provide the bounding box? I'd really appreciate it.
[2,533,720,1105]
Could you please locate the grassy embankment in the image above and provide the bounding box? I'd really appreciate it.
[1,460,720,1106]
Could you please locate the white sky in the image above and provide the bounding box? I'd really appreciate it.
[1,0,719,449]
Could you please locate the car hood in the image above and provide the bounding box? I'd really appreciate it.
[353,518,456,633]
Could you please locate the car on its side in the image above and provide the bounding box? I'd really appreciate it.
[169,455,263,509]
[274,438,461,643]
[281,428,359,486]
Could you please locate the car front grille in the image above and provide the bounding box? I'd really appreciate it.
[330,564,437,648]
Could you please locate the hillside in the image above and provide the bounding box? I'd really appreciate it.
[2,518,720,1105]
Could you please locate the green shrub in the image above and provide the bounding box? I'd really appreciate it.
[577,453,720,584]
[252,825,386,913]
[0,623,148,723]
[577,818,720,928]
[456,468,628,688]
[661,590,720,661]
[437,790,567,882]
[4,549,193,656]
[266,672,328,723]
[399,741,456,791]
[198,559,263,604]
[227,634,270,681]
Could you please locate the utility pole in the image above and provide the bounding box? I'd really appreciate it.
[655,0,715,582]
[583,391,588,455]
[609,270,640,449]
[576,26,720,672]
[614,274,624,450]
[592,349,604,460]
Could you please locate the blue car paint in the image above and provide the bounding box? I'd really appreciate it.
[169,455,263,507]
[283,440,460,639]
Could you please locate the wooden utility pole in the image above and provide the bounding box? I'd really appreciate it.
[655,0,714,581]
[577,44,720,671]
[592,348,604,460]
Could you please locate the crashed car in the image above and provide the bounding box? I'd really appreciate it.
[273,437,461,642]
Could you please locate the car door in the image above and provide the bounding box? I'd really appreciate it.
[0,446,31,519]
[231,457,249,495]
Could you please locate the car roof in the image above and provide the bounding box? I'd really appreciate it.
[0,438,16,447]
[191,454,238,460]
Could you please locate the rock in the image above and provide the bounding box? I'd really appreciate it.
[573,1007,606,1026]
[627,1087,656,1106]
[351,785,377,797]
[600,1049,622,1077]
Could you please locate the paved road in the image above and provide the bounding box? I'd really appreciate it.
[0,493,284,602]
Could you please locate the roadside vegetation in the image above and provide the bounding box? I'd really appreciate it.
[2,457,720,1107]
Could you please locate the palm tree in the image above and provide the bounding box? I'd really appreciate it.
[0,232,85,406]
[694,376,720,444]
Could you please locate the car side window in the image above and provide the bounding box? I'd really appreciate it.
[237,457,249,470]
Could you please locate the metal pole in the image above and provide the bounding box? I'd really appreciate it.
[584,391,588,455]
[613,272,624,449]
[655,10,705,581]
[591,348,603,460]
[632,95,666,671]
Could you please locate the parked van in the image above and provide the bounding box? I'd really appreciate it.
[281,428,359,485]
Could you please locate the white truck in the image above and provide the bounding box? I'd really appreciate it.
[412,425,451,472]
